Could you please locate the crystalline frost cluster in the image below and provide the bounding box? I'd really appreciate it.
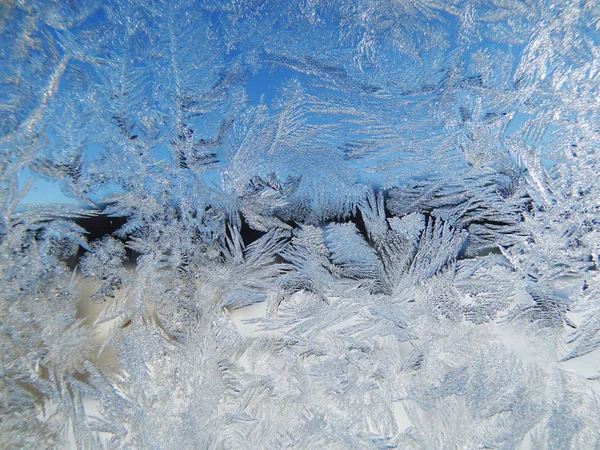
[1,1,599,448]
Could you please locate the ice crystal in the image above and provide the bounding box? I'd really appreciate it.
[1,0,600,448]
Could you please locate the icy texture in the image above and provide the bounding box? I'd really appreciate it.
[1,0,600,448]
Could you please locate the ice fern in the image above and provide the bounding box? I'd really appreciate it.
[1,0,600,448]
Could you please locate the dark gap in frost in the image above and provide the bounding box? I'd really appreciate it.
[348,208,370,243]
[239,213,267,246]
[68,213,140,269]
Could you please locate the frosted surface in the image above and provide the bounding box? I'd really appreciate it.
[1,1,599,448]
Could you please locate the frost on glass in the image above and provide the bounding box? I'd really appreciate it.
[1,0,599,448]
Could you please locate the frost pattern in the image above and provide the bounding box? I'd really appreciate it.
[1,0,600,448]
